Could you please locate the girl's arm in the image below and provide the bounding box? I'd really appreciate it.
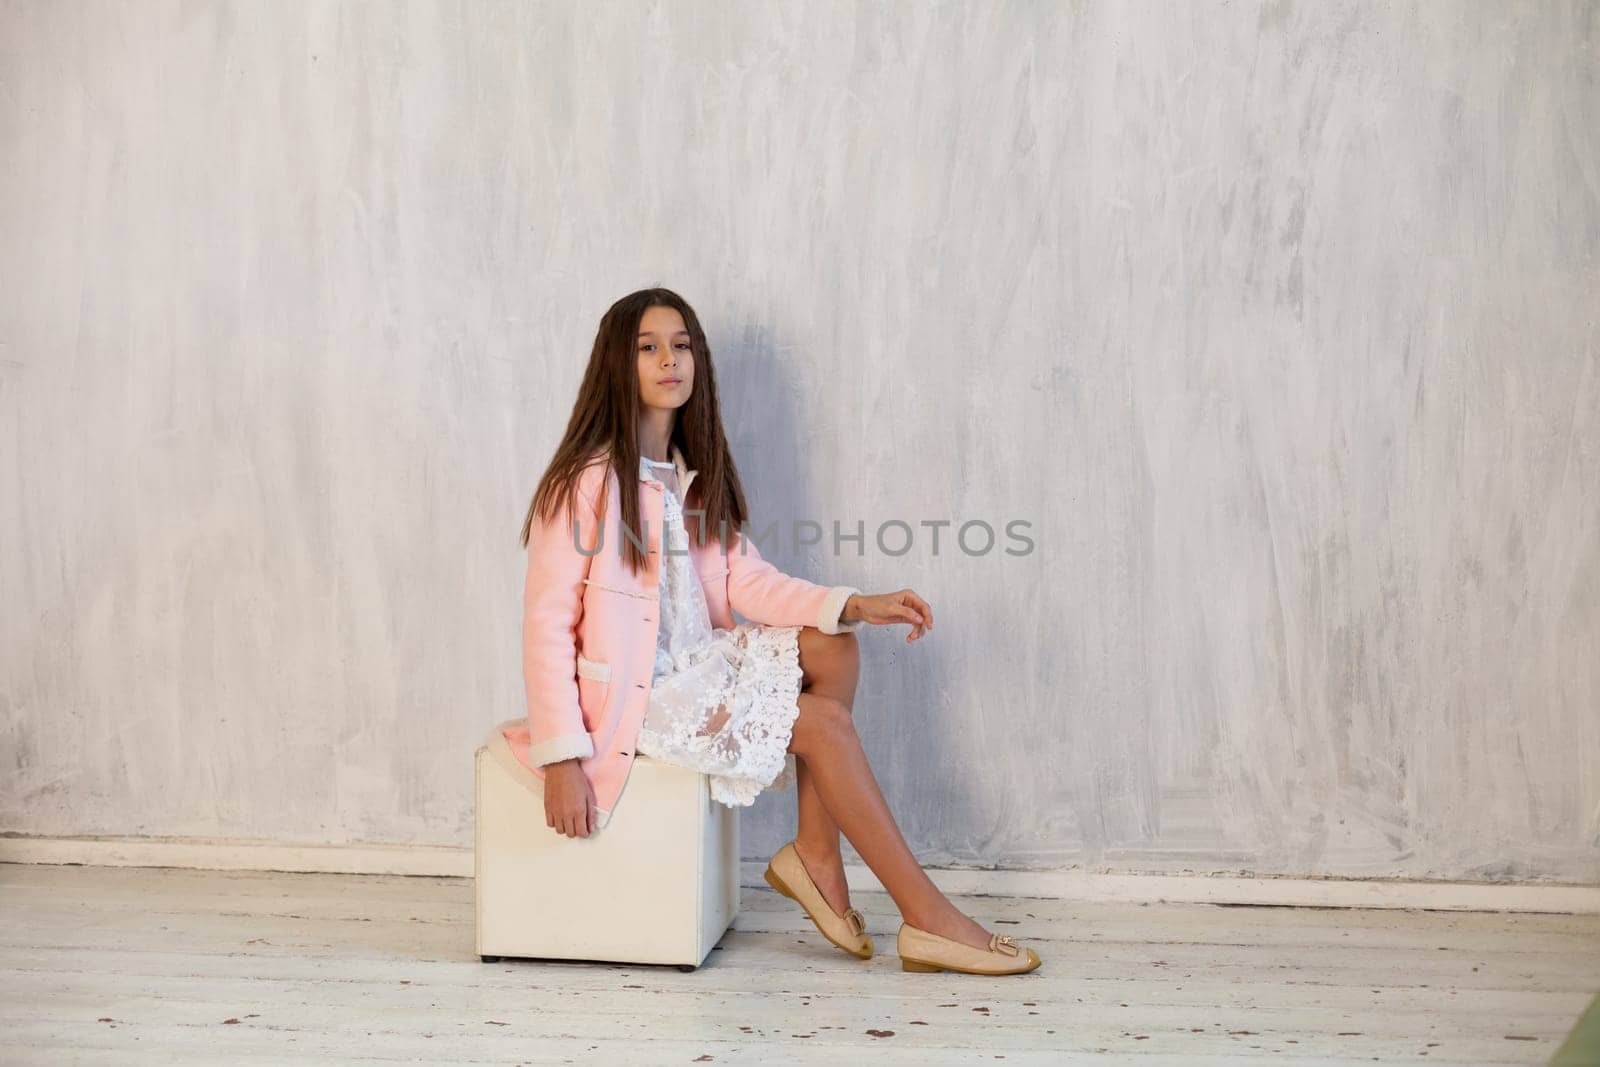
[725,525,865,636]
[522,465,606,766]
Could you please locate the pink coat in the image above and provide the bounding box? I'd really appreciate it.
[502,444,862,826]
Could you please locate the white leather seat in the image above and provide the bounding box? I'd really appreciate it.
[474,719,741,969]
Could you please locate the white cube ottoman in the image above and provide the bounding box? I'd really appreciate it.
[474,718,740,970]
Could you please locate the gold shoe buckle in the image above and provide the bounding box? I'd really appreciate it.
[989,933,1020,957]
[843,908,866,937]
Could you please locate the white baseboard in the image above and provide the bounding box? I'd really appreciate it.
[2,835,1595,914]
[0,835,472,878]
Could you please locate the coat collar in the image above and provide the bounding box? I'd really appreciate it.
[637,443,696,499]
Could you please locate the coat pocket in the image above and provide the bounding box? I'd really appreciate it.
[575,653,613,731]
[576,653,612,683]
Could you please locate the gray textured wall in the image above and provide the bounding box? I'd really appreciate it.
[2,1,1596,883]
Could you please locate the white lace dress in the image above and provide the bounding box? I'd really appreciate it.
[632,455,803,806]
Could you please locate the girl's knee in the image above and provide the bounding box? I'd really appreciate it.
[797,626,861,691]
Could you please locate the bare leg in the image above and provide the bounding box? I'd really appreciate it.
[791,627,858,916]
[787,627,996,951]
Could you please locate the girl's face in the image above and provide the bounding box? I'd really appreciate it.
[636,304,694,411]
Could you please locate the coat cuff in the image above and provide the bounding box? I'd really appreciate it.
[818,585,865,635]
[528,731,595,767]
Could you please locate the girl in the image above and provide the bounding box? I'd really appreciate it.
[514,288,1041,977]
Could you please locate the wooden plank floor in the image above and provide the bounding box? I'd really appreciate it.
[2,863,1596,1065]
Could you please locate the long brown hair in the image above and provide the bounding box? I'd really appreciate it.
[518,288,749,575]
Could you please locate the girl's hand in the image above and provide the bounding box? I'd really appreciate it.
[543,758,598,838]
[843,589,934,643]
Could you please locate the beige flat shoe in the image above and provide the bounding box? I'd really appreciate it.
[897,921,1042,975]
[762,841,873,960]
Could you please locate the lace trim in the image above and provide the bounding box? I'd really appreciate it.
[636,623,804,807]
[711,623,803,806]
